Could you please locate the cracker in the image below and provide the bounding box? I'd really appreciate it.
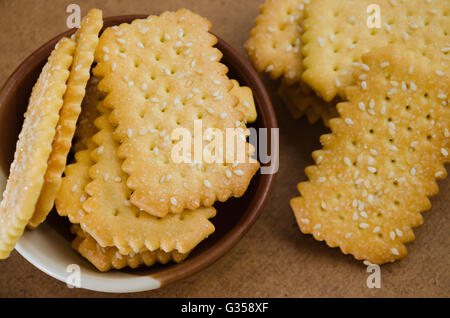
[56,100,217,254]
[278,80,338,125]
[70,225,188,272]
[29,9,103,228]
[302,0,450,102]
[93,9,259,217]
[291,46,449,264]
[245,0,306,84]
[230,79,257,123]
[0,38,75,258]
[72,77,104,152]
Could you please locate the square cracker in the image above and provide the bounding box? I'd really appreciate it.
[56,88,216,255]
[93,9,259,217]
[0,38,75,259]
[302,0,450,102]
[291,46,449,264]
[70,225,188,272]
[245,0,307,84]
[29,9,103,228]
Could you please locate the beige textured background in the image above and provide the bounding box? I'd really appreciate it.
[0,0,448,297]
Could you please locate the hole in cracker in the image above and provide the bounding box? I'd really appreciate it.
[393,180,398,186]
[427,134,432,140]
[394,200,400,205]
[113,209,119,216]
[369,129,374,134]
[405,105,410,111]
[391,159,396,163]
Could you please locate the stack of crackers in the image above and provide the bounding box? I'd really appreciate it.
[247,0,449,264]
[0,9,260,271]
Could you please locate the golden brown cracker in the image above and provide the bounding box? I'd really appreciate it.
[245,0,306,84]
[302,0,450,102]
[93,9,259,217]
[29,9,103,228]
[291,46,449,264]
[0,38,75,258]
[278,80,338,125]
[70,225,188,272]
[72,77,104,152]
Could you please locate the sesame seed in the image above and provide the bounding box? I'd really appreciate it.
[300,218,310,224]
[361,64,370,71]
[441,148,448,156]
[380,62,390,68]
[395,228,403,237]
[345,233,352,239]
[104,54,109,61]
[97,146,104,154]
[410,167,416,176]
[368,166,377,173]
[345,118,354,125]
[320,201,327,210]
[317,37,325,47]
[391,248,399,255]
[436,70,445,76]
[80,195,86,203]
[390,231,396,240]
[225,170,232,178]
[265,65,274,72]
[361,81,367,90]
[435,171,444,178]
[71,184,78,192]
[234,169,244,176]
[204,180,211,188]
[359,223,369,229]
[220,112,227,119]
[358,102,365,111]
[112,63,117,71]
[128,81,134,87]
[373,226,380,233]
[114,177,121,182]
[344,157,352,166]
[441,47,450,53]
[335,78,341,87]
[117,38,125,44]
[170,197,177,205]
[137,42,144,48]
[437,93,447,100]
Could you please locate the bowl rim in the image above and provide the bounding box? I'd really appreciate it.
[0,14,278,293]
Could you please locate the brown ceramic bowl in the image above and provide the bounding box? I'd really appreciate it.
[0,15,277,292]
